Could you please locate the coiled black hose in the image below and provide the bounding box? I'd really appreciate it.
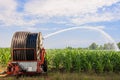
[11,32,42,61]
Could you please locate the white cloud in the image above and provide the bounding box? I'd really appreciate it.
[0,0,40,27]
[24,0,120,26]
[71,12,115,25]
[23,27,59,32]
[25,0,119,17]
[0,0,17,13]
[25,27,49,31]
[0,0,17,26]
[24,27,37,31]
[71,5,120,25]
[0,0,120,28]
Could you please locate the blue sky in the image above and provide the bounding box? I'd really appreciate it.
[0,0,120,48]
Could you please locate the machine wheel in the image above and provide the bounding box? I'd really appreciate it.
[42,59,47,72]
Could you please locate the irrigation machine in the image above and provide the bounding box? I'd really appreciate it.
[0,32,47,77]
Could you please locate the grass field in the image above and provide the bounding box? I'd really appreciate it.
[0,48,120,79]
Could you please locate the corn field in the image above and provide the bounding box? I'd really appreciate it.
[47,49,120,73]
[0,48,120,73]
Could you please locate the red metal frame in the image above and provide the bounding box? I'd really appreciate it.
[37,48,46,72]
[6,47,46,76]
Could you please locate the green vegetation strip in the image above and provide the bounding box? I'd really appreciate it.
[0,48,120,73]
[1,72,120,80]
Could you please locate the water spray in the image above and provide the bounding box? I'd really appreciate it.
[44,26,119,51]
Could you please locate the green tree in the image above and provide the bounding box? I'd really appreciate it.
[117,42,120,49]
[66,46,73,49]
[99,45,104,50]
[89,42,98,50]
[104,43,115,50]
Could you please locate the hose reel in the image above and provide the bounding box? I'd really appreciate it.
[0,32,47,77]
[11,32,43,61]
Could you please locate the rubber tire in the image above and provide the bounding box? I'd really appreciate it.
[42,59,47,72]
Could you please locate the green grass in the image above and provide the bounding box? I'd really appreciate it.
[1,72,120,80]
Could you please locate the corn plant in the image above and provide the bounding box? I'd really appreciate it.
[0,48,11,66]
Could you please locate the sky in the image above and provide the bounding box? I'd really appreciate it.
[0,0,120,48]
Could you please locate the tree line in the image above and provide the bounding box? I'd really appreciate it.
[66,42,120,50]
